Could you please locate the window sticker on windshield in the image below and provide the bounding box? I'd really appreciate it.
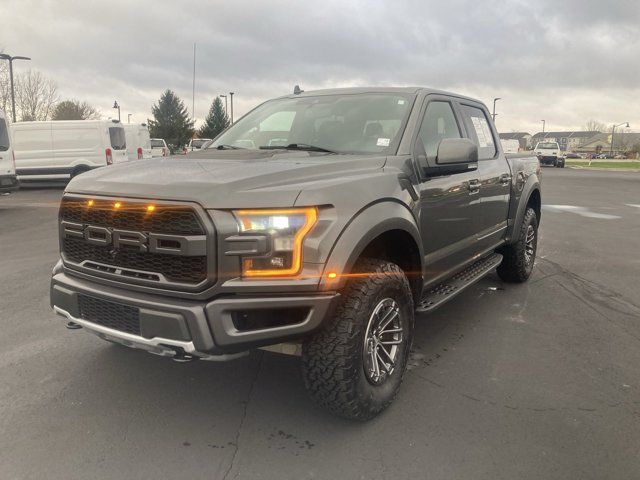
[398,99,405,105]
[377,138,390,147]
[470,116,494,148]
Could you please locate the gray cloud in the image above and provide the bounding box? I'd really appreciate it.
[2,0,639,133]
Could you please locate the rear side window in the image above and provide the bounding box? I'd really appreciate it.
[460,105,496,160]
[418,101,462,159]
[0,119,10,151]
[109,127,126,150]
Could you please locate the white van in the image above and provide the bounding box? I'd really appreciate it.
[124,123,152,161]
[500,139,520,154]
[11,120,129,182]
[0,109,19,193]
[150,138,169,157]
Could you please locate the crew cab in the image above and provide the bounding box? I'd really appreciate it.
[50,87,541,420]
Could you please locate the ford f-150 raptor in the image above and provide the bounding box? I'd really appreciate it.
[51,87,541,420]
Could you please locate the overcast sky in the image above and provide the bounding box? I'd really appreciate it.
[2,0,639,134]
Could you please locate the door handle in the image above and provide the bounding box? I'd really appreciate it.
[467,179,481,194]
[499,173,512,185]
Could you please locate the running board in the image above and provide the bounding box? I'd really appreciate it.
[417,253,503,313]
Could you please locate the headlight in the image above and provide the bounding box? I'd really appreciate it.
[233,207,318,277]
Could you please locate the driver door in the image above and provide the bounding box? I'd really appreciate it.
[414,97,483,284]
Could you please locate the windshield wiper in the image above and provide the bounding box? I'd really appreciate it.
[215,144,244,150]
[259,143,336,153]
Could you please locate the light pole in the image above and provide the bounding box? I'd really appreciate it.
[541,120,546,133]
[0,53,31,122]
[610,122,629,157]
[112,101,120,122]
[492,97,501,122]
[220,94,228,117]
[127,113,132,124]
[229,92,234,123]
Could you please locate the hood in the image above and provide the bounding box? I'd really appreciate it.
[66,149,386,209]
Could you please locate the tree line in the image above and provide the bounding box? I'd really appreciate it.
[1,62,229,148]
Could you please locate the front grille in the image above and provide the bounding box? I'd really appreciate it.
[78,294,140,335]
[60,197,209,286]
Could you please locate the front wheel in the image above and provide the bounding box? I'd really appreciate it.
[302,258,414,420]
[497,207,538,283]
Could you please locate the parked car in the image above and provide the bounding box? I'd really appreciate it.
[187,138,212,151]
[0,109,19,193]
[534,141,562,167]
[12,120,128,182]
[150,138,169,157]
[123,124,152,161]
[51,87,541,420]
[614,154,626,159]
[561,152,581,159]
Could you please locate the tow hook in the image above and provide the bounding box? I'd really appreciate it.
[65,321,82,330]
[170,348,197,363]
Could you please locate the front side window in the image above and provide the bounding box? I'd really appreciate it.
[418,101,462,159]
[460,105,496,160]
[210,93,414,154]
[0,119,10,151]
[109,127,126,150]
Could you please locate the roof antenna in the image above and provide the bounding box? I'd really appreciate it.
[293,85,303,95]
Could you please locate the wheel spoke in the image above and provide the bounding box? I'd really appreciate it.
[378,343,395,365]
[380,339,403,345]
[377,307,399,333]
[376,349,392,373]
[370,345,380,379]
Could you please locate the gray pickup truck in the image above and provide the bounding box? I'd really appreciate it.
[51,87,541,420]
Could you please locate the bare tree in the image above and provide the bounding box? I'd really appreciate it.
[0,55,11,115]
[15,69,59,121]
[52,99,101,120]
[583,119,606,132]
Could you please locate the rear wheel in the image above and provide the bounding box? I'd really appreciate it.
[70,166,90,179]
[302,258,414,420]
[497,207,538,283]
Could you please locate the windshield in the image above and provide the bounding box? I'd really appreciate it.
[209,93,414,154]
[151,139,165,148]
[0,118,9,151]
[537,142,559,149]
[191,139,210,148]
[109,127,126,150]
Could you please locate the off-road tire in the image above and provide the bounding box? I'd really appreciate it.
[497,207,538,283]
[302,258,414,421]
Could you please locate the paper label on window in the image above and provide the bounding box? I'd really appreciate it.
[377,138,390,147]
[471,116,494,148]
[398,99,406,105]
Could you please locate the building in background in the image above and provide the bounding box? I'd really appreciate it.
[530,131,600,152]
[498,132,532,150]
[575,132,640,155]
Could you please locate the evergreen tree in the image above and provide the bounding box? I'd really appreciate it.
[148,90,194,148]
[199,97,229,139]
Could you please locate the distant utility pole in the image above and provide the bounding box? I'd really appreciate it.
[0,53,31,122]
[229,92,234,123]
[541,119,546,133]
[492,97,501,122]
[220,94,228,117]
[610,122,630,156]
[113,101,121,122]
[192,43,196,123]
[127,113,132,124]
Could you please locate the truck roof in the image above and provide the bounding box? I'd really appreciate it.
[277,86,482,104]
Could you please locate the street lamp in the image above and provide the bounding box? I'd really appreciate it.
[0,53,31,122]
[610,122,630,157]
[112,101,120,122]
[229,92,235,124]
[127,113,132,124]
[541,120,546,133]
[219,94,228,117]
[492,97,501,122]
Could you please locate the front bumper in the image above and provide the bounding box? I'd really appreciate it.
[0,174,19,193]
[51,271,338,360]
[538,156,557,165]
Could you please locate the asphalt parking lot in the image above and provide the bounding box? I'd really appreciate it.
[1,168,639,480]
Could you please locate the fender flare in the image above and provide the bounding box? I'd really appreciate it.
[319,201,423,291]
[507,176,541,243]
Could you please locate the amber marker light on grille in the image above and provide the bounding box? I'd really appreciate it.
[87,200,94,207]
[114,202,122,209]
[146,205,156,212]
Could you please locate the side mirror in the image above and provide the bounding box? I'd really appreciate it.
[436,138,478,165]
